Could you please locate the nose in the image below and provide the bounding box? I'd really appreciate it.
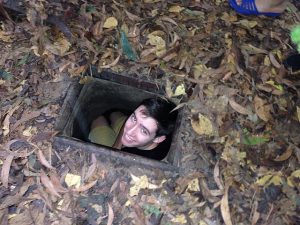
[127,123,138,136]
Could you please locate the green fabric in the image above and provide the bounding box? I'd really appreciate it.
[291,25,300,53]
[88,114,127,147]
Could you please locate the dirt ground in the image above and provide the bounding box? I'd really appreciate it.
[0,0,300,224]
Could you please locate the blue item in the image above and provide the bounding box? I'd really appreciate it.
[121,31,138,61]
[229,0,281,17]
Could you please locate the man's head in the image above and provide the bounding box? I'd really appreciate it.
[121,98,177,150]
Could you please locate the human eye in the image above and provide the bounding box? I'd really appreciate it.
[131,113,137,122]
[141,127,149,135]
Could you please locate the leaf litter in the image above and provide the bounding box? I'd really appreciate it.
[0,0,300,224]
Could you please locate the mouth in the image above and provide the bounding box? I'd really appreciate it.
[123,133,134,143]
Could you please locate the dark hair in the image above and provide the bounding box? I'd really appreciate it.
[139,98,177,137]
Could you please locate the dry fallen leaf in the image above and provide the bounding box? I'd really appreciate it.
[214,161,224,190]
[191,113,216,136]
[268,52,281,68]
[253,96,272,122]
[65,173,81,188]
[287,169,300,187]
[1,154,14,188]
[84,153,97,181]
[40,171,61,198]
[256,173,283,186]
[237,19,258,29]
[103,17,118,29]
[273,145,293,161]
[169,5,185,13]
[229,99,252,115]
[45,36,71,56]
[37,149,55,170]
[107,203,114,225]
[74,180,97,192]
[187,178,200,192]
[173,84,186,97]
[171,214,187,224]
[220,185,233,225]
[0,30,13,42]
[130,174,158,197]
[49,172,68,193]
[147,32,166,57]
[8,208,45,225]
[99,55,121,69]
[22,126,37,137]
[2,99,22,136]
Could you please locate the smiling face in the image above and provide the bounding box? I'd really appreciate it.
[121,105,166,150]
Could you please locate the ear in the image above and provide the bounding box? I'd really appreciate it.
[153,135,166,144]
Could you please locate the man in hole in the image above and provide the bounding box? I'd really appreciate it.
[88,98,177,160]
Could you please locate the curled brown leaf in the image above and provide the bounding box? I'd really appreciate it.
[40,171,61,198]
[220,185,233,225]
[229,99,252,115]
[37,149,55,170]
[73,180,97,192]
[1,154,14,188]
[107,203,114,225]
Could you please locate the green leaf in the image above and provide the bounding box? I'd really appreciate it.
[143,204,161,218]
[121,31,138,61]
[17,53,31,66]
[86,4,96,13]
[0,69,13,80]
[242,135,269,145]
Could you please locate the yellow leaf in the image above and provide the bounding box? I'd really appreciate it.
[225,33,232,49]
[0,159,3,165]
[256,174,283,187]
[193,64,207,79]
[0,30,12,42]
[65,173,81,188]
[147,32,166,57]
[8,214,17,219]
[191,113,215,136]
[238,19,258,28]
[276,49,283,60]
[199,220,208,225]
[173,84,186,97]
[171,214,187,224]
[187,178,200,192]
[287,177,294,187]
[297,106,300,122]
[129,174,158,197]
[45,36,71,56]
[273,146,293,161]
[291,169,300,178]
[288,169,300,187]
[264,55,271,66]
[125,200,131,206]
[169,5,185,13]
[266,80,283,91]
[22,126,37,137]
[256,174,273,186]
[137,175,149,189]
[268,175,283,186]
[103,17,118,29]
[220,12,238,22]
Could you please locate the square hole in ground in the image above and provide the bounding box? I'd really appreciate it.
[54,71,183,170]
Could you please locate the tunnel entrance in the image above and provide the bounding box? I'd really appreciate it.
[54,71,183,170]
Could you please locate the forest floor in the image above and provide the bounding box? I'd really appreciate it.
[0,0,300,224]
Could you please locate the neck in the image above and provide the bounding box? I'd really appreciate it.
[137,142,158,150]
